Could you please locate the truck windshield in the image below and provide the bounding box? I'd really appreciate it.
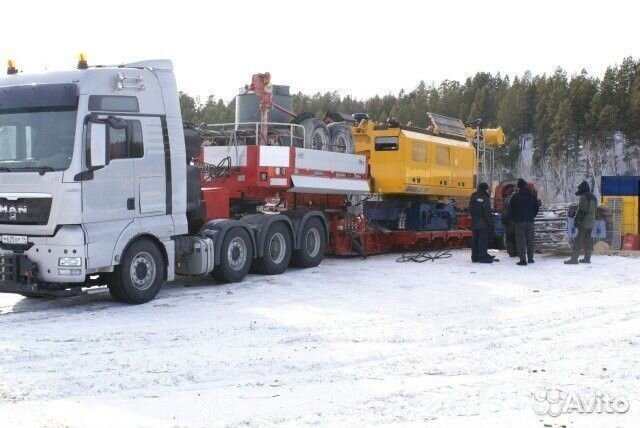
[0,107,77,172]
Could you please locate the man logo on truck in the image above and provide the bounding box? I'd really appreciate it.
[0,205,27,221]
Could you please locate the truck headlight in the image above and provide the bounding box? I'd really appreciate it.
[59,257,82,267]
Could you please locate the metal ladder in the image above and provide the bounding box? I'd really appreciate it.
[474,127,495,185]
[606,197,622,251]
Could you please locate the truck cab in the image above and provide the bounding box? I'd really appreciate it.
[0,59,188,302]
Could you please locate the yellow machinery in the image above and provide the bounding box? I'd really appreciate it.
[352,113,505,199]
[603,196,639,236]
[465,127,506,145]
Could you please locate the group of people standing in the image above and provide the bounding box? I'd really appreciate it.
[469,179,597,265]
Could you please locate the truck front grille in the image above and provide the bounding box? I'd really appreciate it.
[0,197,52,225]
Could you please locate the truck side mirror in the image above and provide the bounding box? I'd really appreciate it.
[89,123,109,168]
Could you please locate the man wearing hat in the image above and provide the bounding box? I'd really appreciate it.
[565,180,597,264]
[507,178,540,265]
[469,182,496,263]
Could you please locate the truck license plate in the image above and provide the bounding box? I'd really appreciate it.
[1,235,27,245]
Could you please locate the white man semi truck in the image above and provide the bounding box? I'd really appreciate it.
[0,58,499,303]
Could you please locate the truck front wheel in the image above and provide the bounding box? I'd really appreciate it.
[108,239,165,304]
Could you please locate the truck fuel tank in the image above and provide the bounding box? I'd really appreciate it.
[175,236,215,276]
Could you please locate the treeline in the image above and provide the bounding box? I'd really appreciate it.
[180,57,640,196]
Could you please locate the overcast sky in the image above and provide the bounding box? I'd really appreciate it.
[3,0,639,101]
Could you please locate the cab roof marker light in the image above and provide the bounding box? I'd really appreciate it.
[77,52,88,70]
[7,59,17,75]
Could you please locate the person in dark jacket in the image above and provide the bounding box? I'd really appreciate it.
[565,180,598,264]
[507,178,540,266]
[470,182,496,263]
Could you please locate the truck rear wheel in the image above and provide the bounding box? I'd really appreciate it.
[254,222,292,275]
[213,227,254,283]
[108,239,165,304]
[291,217,325,268]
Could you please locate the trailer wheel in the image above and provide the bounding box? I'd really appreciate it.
[327,122,354,153]
[299,118,330,150]
[108,239,165,304]
[291,217,325,268]
[254,222,292,275]
[213,227,254,283]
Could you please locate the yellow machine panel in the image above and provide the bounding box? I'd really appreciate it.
[352,120,477,198]
[604,195,639,235]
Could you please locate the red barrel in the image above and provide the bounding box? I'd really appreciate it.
[622,234,640,250]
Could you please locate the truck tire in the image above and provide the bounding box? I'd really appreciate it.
[213,227,254,283]
[299,118,330,151]
[254,222,292,275]
[108,239,165,304]
[327,122,354,153]
[291,217,325,268]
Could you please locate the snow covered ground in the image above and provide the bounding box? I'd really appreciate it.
[0,249,639,427]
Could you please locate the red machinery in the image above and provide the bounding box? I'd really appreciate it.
[196,141,471,256]
[494,179,537,213]
[195,73,473,257]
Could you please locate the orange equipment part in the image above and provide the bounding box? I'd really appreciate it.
[201,187,230,221]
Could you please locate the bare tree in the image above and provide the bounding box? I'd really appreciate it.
[625,145,640,175]
[535,155,579,204]
[581,139,617,197]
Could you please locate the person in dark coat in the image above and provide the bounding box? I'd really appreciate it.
[507,178,540,266]
[565,180,598,264]
[469,182,496,263]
